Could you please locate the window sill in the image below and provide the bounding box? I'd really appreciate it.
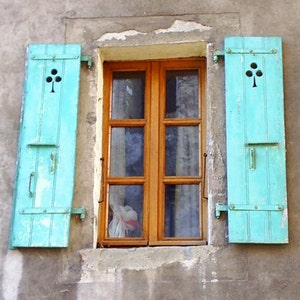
[79,245,217,283]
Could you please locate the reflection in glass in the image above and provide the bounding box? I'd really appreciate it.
[110,127,144,177]
[108,185,143,238]
[165,185,200,237]
[166,70,199,118]
[112,72,145,119]
[165,126,199,176]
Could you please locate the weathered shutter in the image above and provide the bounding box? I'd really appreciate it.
[9,44,81,248]
[224,37,288,243]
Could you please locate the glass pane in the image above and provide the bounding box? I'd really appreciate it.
[165,126,199,176]
[166,70,199,118]
[112,71,145,119]
[108,185,143,238]
[165,185,200,238]
[110,127,144,176]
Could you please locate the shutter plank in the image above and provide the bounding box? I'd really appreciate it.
[10,44,81,248]
[225,37,288,243]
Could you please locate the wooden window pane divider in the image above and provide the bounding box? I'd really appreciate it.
[163,119,201,126]
[106,177,146,184]
[162,177,202,184]
[109,119,147,126]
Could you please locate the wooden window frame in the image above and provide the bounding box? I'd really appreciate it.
[99,58,207,247]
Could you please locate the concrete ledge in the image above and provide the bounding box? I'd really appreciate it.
[79,246,219,283]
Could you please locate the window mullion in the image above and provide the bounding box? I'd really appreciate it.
[148,61,160,244]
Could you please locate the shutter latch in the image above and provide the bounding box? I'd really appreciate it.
[71,207,87,221]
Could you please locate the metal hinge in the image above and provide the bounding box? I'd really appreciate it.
[31,53,92,68]
[19,206,87,221]
[215,204,228,218]
[81,55,93,69]
[214,48,278,63]
[71,207,87,221]
[225,48,277,55]
[216,203,284,219]
[213,50,225,63]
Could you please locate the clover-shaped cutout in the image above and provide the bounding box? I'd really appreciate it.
[245,63,263,88]
[46,69,62,93]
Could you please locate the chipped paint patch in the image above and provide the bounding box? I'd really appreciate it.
[98,30,146,42]
[154,20,212,34]
[98,20,211,42]
[79,246,220,283]
[282,208,288,228]
[2,251,23,300]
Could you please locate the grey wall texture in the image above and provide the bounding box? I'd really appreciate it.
[1,1,299,299]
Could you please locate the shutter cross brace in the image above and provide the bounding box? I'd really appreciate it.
[19,207,87,221]
[216,203,284,219]
[214,48,277,63]
[31,53,92,68]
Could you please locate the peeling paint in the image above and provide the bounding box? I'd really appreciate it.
[97,20,211,42]
[154,20,212,34]
[2,251,23,300]
[79,246,220,283]
[35,176,51,207]
[98,30,146,42]
[282,208,288,228]
[40,218,51,227]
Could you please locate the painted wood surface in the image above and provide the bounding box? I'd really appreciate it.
[10,44,81,248]
[225,37,288,243]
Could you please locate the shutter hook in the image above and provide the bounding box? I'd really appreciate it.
[98,157,105,203]
[202,153,208,200]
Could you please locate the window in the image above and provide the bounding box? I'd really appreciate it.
[99,59,207,246]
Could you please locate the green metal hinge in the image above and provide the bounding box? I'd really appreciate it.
[31,53,92,68]
[213,50,225,63]
[81,55,93,68]
[225,48,277,55]
[19,206,87,221]
[215,203,228,218]
[71,207,87,221]
[216,203,284,219]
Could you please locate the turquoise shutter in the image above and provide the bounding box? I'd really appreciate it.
[224,37,288,243]
[10,44,81,248]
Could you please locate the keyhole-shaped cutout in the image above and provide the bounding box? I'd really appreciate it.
[246,63,263,88]
[46,69,62,93]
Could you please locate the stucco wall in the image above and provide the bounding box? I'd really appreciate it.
[1,1,300,299]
